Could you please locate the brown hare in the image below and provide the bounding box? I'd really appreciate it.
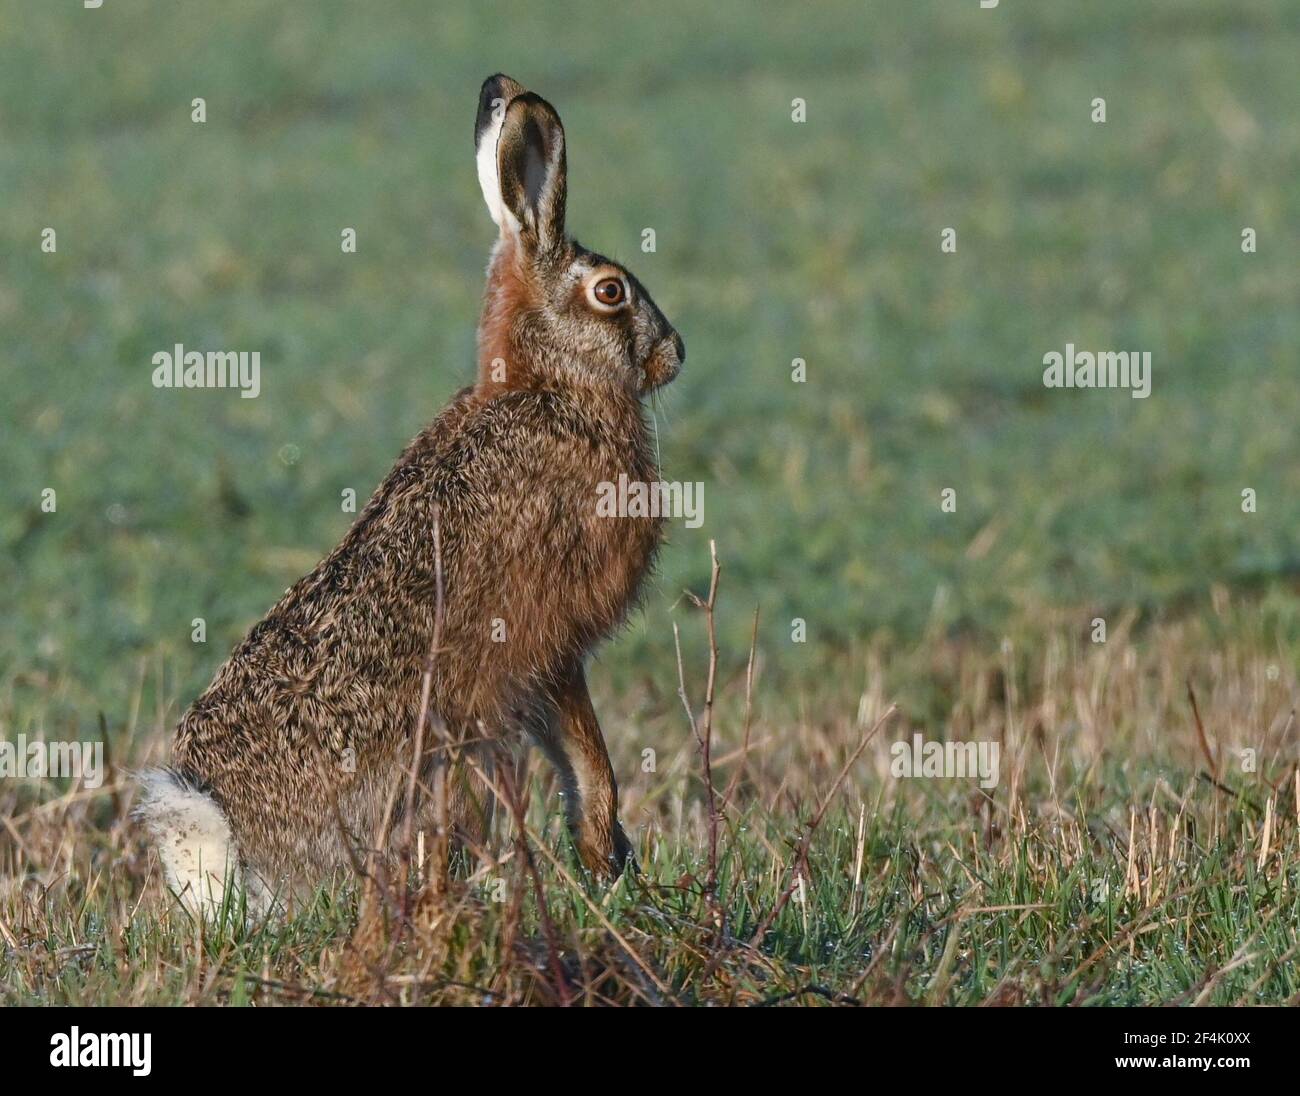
[136,73,684,917]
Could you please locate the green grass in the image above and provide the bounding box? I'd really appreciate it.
[1,0,1299,1005]
[4,603,1299,1005]
[16,811,1300,1007]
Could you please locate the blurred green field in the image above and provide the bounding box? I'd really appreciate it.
[3,0,1299,715]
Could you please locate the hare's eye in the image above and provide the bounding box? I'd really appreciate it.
[592,278,626,307]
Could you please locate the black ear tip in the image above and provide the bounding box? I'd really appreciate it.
[480,73,508,104]
[477,74,528,144]
[477,75,506,144]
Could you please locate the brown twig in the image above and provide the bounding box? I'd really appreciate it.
[97,711,125,824]
[1187,680,1219,782]
[681,540,723,929]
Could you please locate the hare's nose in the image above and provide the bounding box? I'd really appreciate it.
[671,332,685,365]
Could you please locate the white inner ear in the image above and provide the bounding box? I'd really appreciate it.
[476,102,520,234]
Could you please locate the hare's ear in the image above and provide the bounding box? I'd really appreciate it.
[475,73,528,230]
[496,92,567,253]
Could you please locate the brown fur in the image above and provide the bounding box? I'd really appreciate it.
[160,74,684,898]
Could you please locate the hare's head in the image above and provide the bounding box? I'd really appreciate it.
[473,74,684,398]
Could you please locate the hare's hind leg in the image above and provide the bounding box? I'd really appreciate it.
[529,664,632,879]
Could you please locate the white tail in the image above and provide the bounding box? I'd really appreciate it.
[134,769,270,919]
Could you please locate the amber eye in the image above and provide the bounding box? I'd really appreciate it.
[592,277,626,307]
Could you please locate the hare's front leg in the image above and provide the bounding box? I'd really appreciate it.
[531,664,632,879]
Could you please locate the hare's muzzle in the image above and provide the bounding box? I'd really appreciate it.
[642,332,684,393]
